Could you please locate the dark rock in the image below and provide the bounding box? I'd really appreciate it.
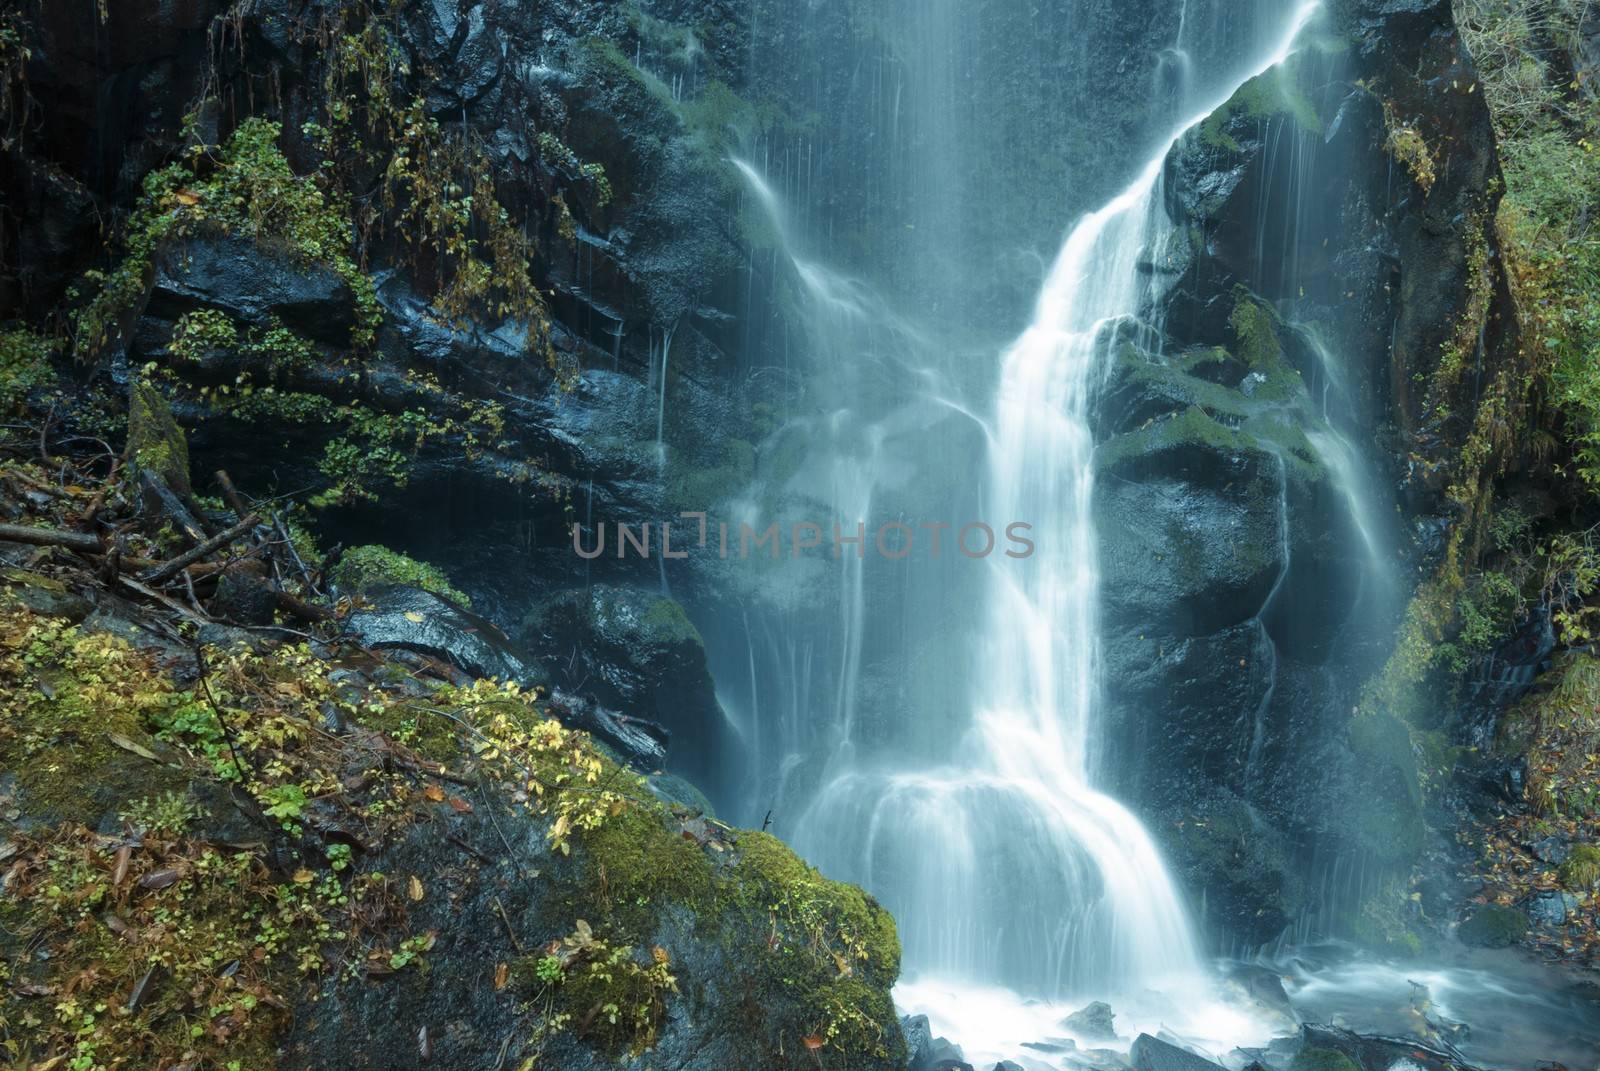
[1131,1034,1226,1071]
[1457,904,1531,948]
[1525,889,1579,927]
[518,584,725,784]
[345,585,538,686]
[149,237,357,346]
[902,1015,935,1069]
[1528,835,1572,865]
[993,1063,1027,1071]
[208,572,279,627]
[1063,1000,1118,1041]
[1227,963,1296,1020]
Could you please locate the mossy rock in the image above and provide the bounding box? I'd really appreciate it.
[1458,904,1531,948]
[1347,710,1425,864]
[1198,63,1324,153]
[332,544,470,607]
[126,379,192,494]
[1291,1048,1361,1071]
[1,567,93,623]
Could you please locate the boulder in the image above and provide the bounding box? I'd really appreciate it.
[1524,890,1579,927]
[1528,835,1572,865]
[1457,904,1530,948]
[518,584,726,784]
[346,585,538,686]
[902,1014,936,1069]
[1063,1000,1118,1041]
[149,236,357,346]
[1131,1034,1226,1071]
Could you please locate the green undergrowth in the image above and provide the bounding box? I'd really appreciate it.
[71,117,380,361]
[0,565,900,1068]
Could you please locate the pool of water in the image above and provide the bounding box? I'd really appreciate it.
[895,944,1600,1070]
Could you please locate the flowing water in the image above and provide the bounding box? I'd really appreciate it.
[718,0,1319,1028]
[693,0,1600,1065]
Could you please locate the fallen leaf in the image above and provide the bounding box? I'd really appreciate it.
[139,868,180,890]
[408,875,425,902]
[173,188,202,206]
[293,868,315,885]
[651,945,670,966]
[404,611,426,623]
[803,1034,824,1051]
[447,796,472,814]
[108,733,159,762]
[423,784,445,802]
[494,962,509,990]
[111,844,132,886]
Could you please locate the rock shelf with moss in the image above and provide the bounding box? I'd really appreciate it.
[0,468,903,1070]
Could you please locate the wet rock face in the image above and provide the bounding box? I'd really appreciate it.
[519,584,727,786]
[1098,0,1509,949]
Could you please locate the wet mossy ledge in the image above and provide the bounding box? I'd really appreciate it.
[0,475,903,1070]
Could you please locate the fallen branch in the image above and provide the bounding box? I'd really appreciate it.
[138,468,207,545]
[141,513,261,583]
[273,589,336,624]
[0,523,102,553]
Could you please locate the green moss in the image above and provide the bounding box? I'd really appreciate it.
[126,379,192,494]
[666,437,756,511]
[1198,65,1323,152]
[1097,404,1320,483]
[73,118,381,360]
[1291,1048,1361,1071]
[1558,844,1600,890]
[1458,904,1531,948]
[1347,710,1425,863]
[333,544,470,606]
[1350,876,1424,957]
[643,596,701,646]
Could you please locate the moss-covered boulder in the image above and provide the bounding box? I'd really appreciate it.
[1458,904,1531,948]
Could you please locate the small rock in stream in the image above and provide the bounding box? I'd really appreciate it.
[1063,1000,1118,1040]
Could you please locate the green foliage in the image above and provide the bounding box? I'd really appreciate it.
[332,544,469,606]
[1456,0,1600,485]
[318,15,550,346]
[0,327,58,415]
[207,367,521,508]
[72,117,381,360]
[1383,102,1438,193]
[168,308,238,362]
[119,790,207,838]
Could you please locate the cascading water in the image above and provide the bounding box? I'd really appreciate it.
[741,6,1328,1046]
[711,2,1329,1051]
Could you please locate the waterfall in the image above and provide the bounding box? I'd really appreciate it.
[719,0,1324,1057]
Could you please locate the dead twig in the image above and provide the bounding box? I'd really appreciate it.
[0,522,102,553]
[141,513,260,584]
